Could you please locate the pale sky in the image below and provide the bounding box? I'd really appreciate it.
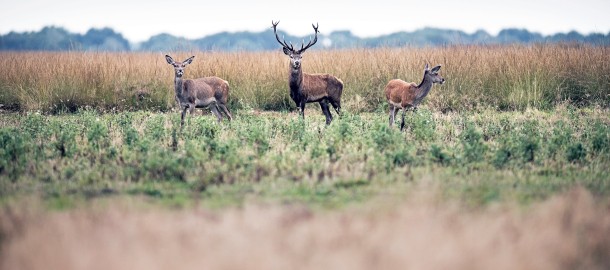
[1,0,609,42]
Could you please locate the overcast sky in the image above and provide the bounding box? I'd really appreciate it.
[1,0,609,42]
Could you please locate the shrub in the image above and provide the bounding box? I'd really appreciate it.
[566,142,587,163]
[87,118,109,151]
[145,114,167,142]
[493,147,512,168]
[409,108,436,142]
[51,120,77,158]
[386,147,413,171]
[517,120,540,163]
[370,123,402,151]
[547,121,572,159]
[590,121,609,154]
[0,128,28,180]
[460,123,487,164]
[430,144,452,166]
[21,113,46,138]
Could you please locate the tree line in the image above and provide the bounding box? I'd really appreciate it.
[1,26,608,51]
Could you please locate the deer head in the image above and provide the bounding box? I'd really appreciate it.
[424,64,445,85]
[272,21,319,69]
[165,55,194,78]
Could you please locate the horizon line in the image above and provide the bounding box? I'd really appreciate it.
[2,25,610,44]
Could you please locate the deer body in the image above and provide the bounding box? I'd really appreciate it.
[166,55,232,126]
[385,64,445,130]
[202,77,230,105]
[273,21,343,125]
[174,77,217,108]
[289,68,344,121]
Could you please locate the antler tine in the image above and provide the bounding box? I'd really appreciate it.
[300,36,312,52]
[271,20,293,51]
[297,22,319,54]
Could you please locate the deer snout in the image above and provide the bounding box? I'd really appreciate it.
[176,70,184,77]
[440,78,445,84]
[293,60,301,68]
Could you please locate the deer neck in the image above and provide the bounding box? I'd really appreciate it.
[174,76,184,99]
[415,74,434,104]
[289,66,304,98]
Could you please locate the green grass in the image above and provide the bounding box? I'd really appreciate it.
[0,106,608,210]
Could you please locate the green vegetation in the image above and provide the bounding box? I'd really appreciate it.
[0,47,608,210]
[1,42,609,270]
[1,106,608,209]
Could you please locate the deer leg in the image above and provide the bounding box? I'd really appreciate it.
[210,104,223,123]
[180,105,189,127]
[394,107,400,119]
[189,105,195,115]
[299,100,306,120]
[320,100,333,125]
[218,104,233,121]
[388,105,395,126]
[330,99,341,116]
[400,108,407,131]
[174,97,181,112]
[391,107,400,127]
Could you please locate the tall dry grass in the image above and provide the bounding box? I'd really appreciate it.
[0,45,608,113]
[1,187,609,270]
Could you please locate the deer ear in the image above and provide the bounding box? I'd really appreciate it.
[183,56,195,65]
[282,47,292,56]
[424,63,429,71]
[431,65,441,73]
[165,55,175,65]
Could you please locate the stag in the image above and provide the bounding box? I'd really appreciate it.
[272,21,343,125]
[165,55,232,127]
[385,64,445,131]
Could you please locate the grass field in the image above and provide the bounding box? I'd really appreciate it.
[1,107,608,207]
[1,46,610,269]
[1,45,609,113]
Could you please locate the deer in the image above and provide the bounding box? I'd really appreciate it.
[385,63,445,131]
[272,21,344,125]
[165,55,232,127]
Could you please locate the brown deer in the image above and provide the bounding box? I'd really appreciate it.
[272,21,343,125]
[385,64,445,131]
[165,55,232,127]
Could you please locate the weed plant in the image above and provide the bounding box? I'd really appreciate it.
[0,106,608,208]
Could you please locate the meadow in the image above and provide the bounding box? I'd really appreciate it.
[1,46,609,269]
[0,107,609,208]
[1,45,608,113]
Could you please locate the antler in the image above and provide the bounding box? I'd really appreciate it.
[271,20,294,52]
[297,23,319,54]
